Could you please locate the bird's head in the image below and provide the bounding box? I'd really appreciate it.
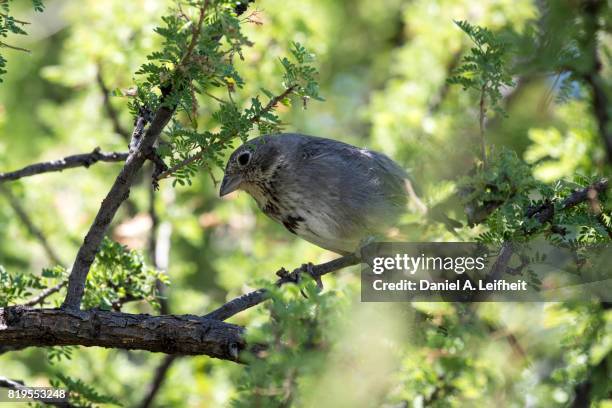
[219,137,281,197]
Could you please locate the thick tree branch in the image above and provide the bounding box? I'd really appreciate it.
[0,148,128,183]
[61,107,175,311]
[0,307,244,360]
[138,255,359,405]
[61,0,219,310]
[0,253,358,363]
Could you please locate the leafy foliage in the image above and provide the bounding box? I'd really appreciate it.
[448,20,515,116]
[47,345,75,364]
[0,264,63,306]
[127,1,322,187]
[0,0,45,82]
[459,148,610,245]
[0,1,611,407]
[49,373,122,407]
[82,237,168,311]
[232,278,346,407]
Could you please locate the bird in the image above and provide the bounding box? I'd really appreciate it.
[219,133,426,256]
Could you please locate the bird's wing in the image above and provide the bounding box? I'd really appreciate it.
[293,136,409,225]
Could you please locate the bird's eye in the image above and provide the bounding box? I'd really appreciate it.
[237,151,251,166]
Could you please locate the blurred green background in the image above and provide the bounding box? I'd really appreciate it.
[0,0,610,406]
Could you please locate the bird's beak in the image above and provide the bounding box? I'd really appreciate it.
[219,174,242,197]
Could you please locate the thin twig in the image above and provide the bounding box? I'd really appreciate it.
[178,1,208,67]
[0,148,128,182]
[138,355,177,408]
[154,84,297,182]
[0,41,30,53]
[478,86,487,167]
[0,186,63,265]
[205,254,361,321]
[96,67,131,141]
[251,85,297,124]
[22,281,67,307]
[0,376,75,408]
[0,13,30,25]
[203,90,227,104]
[428,48,463,114]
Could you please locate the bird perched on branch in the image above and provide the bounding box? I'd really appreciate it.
[220,133,426,255]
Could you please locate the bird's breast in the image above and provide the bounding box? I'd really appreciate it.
[243,180,361,253]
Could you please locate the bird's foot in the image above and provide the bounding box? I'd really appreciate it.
[301,262,323,290]
[356,235,379,258]
[276,267,300,284]
[276,263,323,298]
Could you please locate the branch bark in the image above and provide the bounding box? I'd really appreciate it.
[61,107,175,311]
[61,0,216,310]
[580,0,612,164]
[1,253,359,367]
[0,148,128,183]
[0,307,244,361]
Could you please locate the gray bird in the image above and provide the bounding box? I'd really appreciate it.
[220,133,425,255]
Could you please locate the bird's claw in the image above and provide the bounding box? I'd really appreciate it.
[276,267,300,284]
[276,263,323,298]
[300,262,323,291]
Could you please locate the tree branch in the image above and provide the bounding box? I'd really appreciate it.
[0,41,30,53]
[0,13,30,25]
[22,281,67,307]
[580,0,612,164]
[0,186,64,265]
[60,0,219,310]
[486,178,609,280]
[205,253,360,321]
[0,376,75,408]
[96,67,131,141]
[478,85,487,167]
[0,253,359,366]
[527,178,609,225]
[137,355,177,408]
[0,307,244,361]
[61,107,175,311]
[0,148,128,183]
